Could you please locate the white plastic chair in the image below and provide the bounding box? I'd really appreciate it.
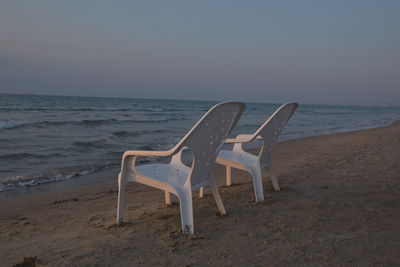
[117,102,245,234]
[212,103,298,202]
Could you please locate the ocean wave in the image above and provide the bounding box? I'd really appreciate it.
[160,108,185,112]
[299,109,363,115]
[112,131,142,137]
[0,164,117,192]
[0,152,64,160]
[111,129,173,138]
[0,117,182,131]
[136,145,155,151]
[79,119,119,125]
[0,120,25,130]
[75,117,181,125]
[73,139,110,148]
[107,144,157,154]
[76,118,178,125]
[0,120,75,130]
[0,107,134,112]
[0,157,160,192]
[0,107,194,112]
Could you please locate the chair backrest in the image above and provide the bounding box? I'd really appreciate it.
[173,102,245,186]
[255,103,298,166]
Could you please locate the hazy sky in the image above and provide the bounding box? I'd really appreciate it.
[1,1,399,105]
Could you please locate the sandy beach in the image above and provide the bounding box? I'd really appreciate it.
[1,122,399,266]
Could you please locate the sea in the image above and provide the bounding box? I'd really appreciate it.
[1,94,399,192]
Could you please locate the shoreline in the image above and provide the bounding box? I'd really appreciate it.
[1,120,399,200]
[1,120,399,265]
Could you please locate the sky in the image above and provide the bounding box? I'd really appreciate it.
[0,1,399,105]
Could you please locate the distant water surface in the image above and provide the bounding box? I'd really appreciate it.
[1,94,399,191]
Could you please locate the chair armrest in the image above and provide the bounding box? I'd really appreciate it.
[123,149,174,158]
[225,134,261,144]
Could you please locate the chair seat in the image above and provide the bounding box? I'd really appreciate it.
[217,149,258,169]
[135,163,189,186]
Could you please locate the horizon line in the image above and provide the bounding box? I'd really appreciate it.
[0,92,398,108]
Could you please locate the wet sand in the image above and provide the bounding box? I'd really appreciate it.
[1,122,400,266]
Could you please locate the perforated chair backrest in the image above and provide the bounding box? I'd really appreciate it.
[255,103,298,166]
[173,102,245,186]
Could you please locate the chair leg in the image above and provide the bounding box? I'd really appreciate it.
[165,191,178,205]
[199,187,204,198]
[226,165,232,186]
[177,190,194,234]
[250,166,264,202]
[269,167,280,191]
[117,172,126,225]
[209,179,226,215]
[165,191,172,205]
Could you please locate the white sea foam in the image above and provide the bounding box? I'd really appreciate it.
[0,166,113,192]
[0,120,25,130]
